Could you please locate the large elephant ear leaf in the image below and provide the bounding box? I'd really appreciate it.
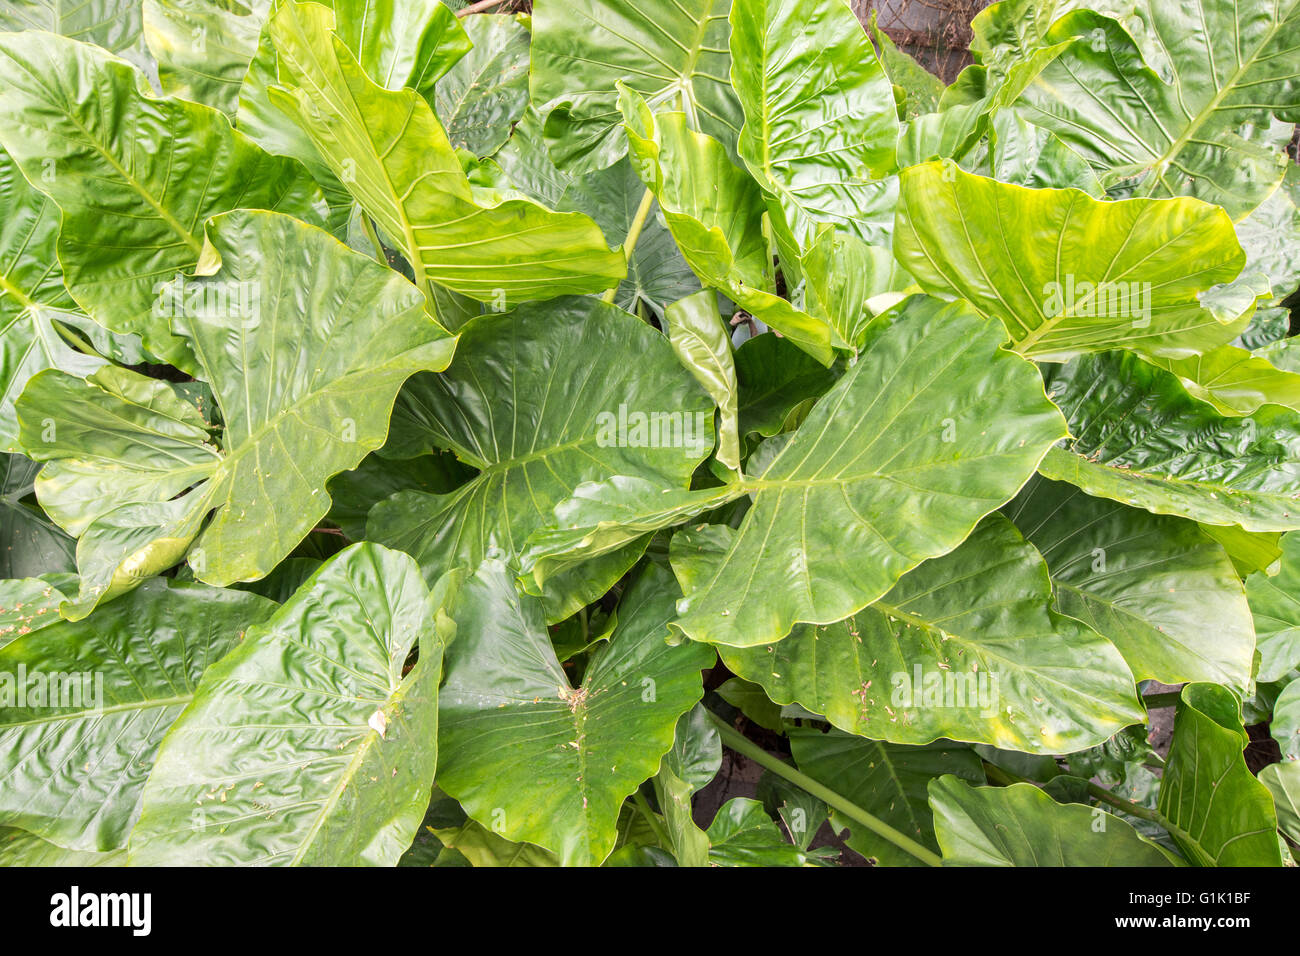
[1156,683,1283,866]
[1038,351,1300,532]
[729,0,899,247]
[368,297,713,623]
[263,0,625,308]
[0,148,105,454]
[435,561,714,867]
[670,295,1068,649]
[1013,4,1300,219]
[129,543,444,866]
[928,776,1182,866]
[895,161,1251,362]
[18,210,453,613]
[701,514,1144,754]
[0,30,324,370]
[530,0,744,174]
[0,579,277,851]
[1005,475,1255,691]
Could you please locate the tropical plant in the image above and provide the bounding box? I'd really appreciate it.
[0,0,1297,868]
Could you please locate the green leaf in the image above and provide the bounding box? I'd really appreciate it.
[239,0,472,163]
[530,0,743,173]
[1145,344,1300,416]
[129,542,443,866]
[435,561,714,866]
[1158,682,1282,866]
[895,161,1250,362]
[653,705,719,866]
[368,298,712,622]
[0,0,157,82]
[0,30,324,368]
[868,10,943,119]
[0,575,68,651]
[0,453,75,579]
[728,0,899,246]
[1038,351,1300,531]
[988,109,1104,195]
[0,148,106,454]
[928,775,1181,866]
[1268,675,1300,759]
[1014,4,1299,219]
[1247,534,1300,682]
[518,479,744,600]
[434,12,529,157]
[705,797,807,866]
[670,295,1068,649]
[0,827,126,866]
[1236,167,1300,305]
[969,0,1146,84]
[264,0,625,307]
[789,728,984,867]
[0,579,276,850]
[716,677,784,732]
[797,225,913,352]
[18,209,452,614]
[1260,761,1300,845]
[664,290,740,472]
[432,820,560,867]
[327,451,472,541]
[734,332,837,439]
[558,158,702,320]
[704,515,1144,753]
[1006,475,1255,689]
[144,0,269,115]
[620,89,836,363]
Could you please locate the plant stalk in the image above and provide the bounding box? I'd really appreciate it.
[983,760,1165,824]
[601,187,655,304]
[360,214,387,266]
[707,711,943,867]
[633,789,672,847]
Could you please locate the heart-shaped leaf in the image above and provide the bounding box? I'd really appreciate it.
[435,561,714,866]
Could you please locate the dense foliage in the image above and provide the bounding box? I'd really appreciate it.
[0,0,1298,867]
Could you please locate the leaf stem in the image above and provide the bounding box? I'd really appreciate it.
[983,760,1165,824]
[50,319,112,364]
[360,213,387,266]
[601,186,655,304]
[706,711,943,867]
[1086,782,1164,822]
[632,789,672,847]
